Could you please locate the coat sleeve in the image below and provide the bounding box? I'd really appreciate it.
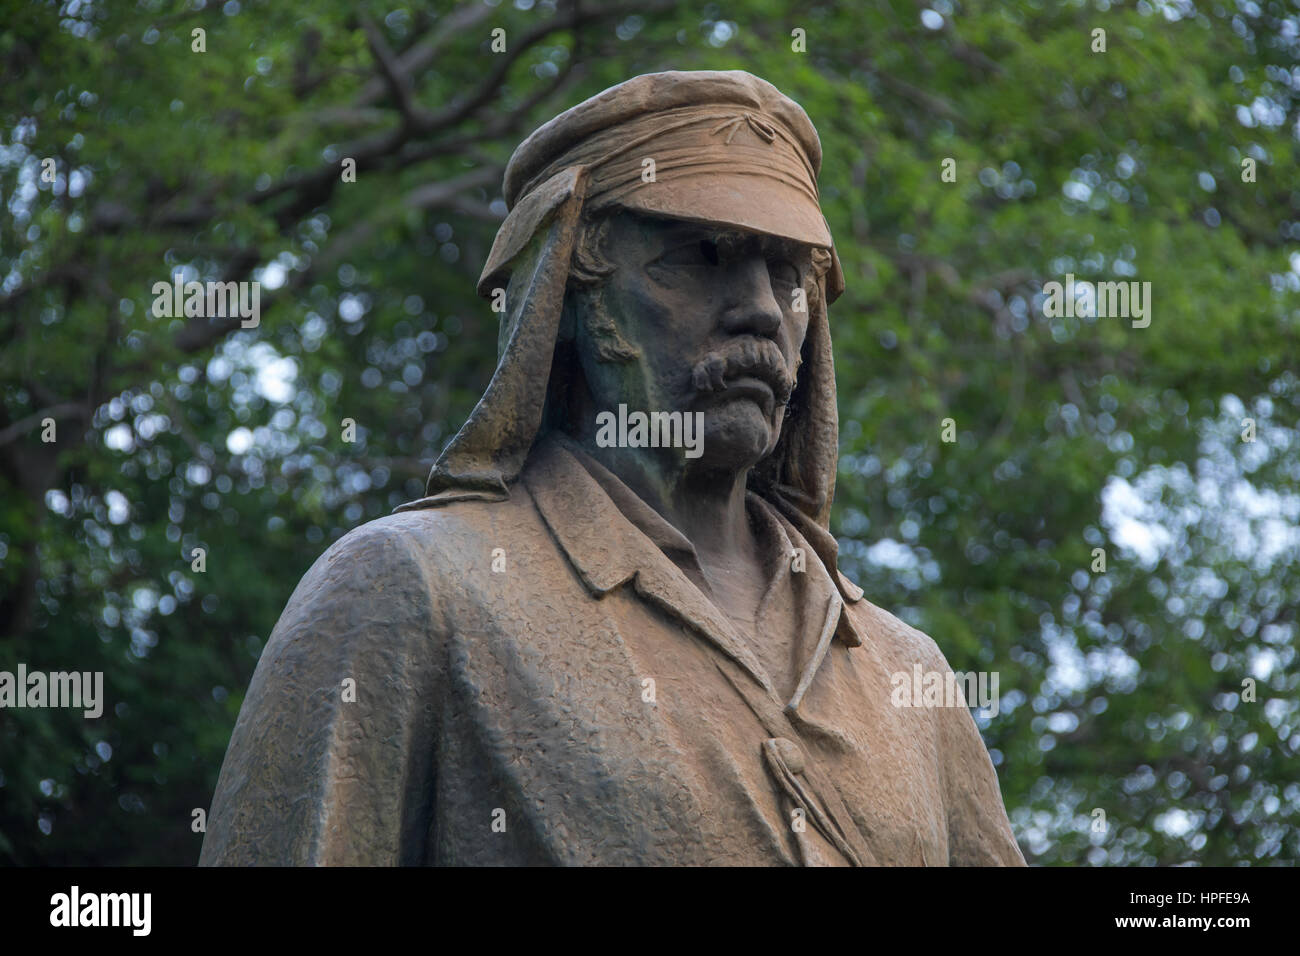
[854,599,1026,867]
[199,516,444,866]
[939,700,1026,866]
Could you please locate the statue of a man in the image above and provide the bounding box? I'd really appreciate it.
[200,71,1024,866]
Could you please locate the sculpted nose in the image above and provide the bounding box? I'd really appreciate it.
[719,253,783,339]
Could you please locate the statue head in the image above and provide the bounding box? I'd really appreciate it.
[401,70,854,564]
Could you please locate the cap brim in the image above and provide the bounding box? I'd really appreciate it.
[614,172,832,249]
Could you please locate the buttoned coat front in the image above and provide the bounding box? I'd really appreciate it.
[200,436,1025,867]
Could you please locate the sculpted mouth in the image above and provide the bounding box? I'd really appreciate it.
[714,377,779,415]
[722,374,776,401]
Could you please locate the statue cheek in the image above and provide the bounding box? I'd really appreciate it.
[777,308,810,357]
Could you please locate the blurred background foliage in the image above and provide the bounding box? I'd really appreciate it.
[1,0,1297,865]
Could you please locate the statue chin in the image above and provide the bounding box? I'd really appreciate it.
[695,398,780,471]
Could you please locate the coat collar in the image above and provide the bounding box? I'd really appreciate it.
[521,433,863,710]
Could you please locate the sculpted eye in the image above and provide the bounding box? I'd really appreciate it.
[656,239,719,267]
[768,259,799,287]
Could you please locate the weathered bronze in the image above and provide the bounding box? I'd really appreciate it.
[200,70,1025,866]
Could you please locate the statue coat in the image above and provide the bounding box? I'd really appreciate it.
[200,435,1025,866]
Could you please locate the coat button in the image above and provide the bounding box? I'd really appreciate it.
[769,737,805,773]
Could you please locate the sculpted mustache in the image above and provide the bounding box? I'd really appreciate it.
[689,340,795,405]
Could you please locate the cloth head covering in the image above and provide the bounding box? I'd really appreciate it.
[395,70,862,606]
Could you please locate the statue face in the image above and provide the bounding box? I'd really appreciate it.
[572,209,816,471]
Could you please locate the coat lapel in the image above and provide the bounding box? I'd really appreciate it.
[523,437,776,697]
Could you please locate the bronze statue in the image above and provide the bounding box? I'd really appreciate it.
[200,70,1024,866]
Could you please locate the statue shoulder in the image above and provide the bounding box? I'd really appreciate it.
[842,590,953,674]
[298,496,525,596]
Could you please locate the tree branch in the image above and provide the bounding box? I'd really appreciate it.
[0,403,88,448]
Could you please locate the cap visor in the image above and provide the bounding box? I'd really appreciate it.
[614,173,832,249]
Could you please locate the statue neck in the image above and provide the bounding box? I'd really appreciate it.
[564,422,758,567]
